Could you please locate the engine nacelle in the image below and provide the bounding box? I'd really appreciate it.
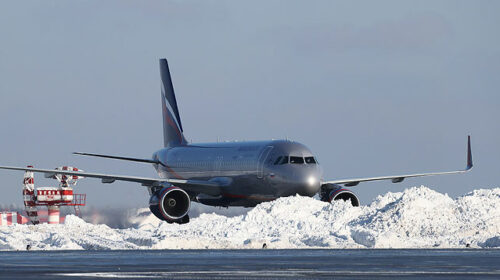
[320,184,360,207]
[149,186,191,223]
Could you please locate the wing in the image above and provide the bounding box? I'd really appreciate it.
[324,136,473,187]
[0,166,223,196]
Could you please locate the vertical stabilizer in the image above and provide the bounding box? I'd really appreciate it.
[160,59,187,147]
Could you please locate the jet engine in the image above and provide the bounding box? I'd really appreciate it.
[320,184,360,207]
[149,186,191,224]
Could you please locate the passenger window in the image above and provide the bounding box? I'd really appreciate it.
[280,156,289,165]
[290,156,304,164]
[274,156,282,165]
[305,157,316,164]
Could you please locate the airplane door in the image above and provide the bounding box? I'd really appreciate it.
[257,146,273,178]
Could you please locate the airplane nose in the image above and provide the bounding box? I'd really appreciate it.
[298,169,321,196]
[269,165,322,197]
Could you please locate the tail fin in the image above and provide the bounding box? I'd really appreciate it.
[160,59,187,147]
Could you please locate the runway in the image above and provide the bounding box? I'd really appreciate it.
[0,249,499,279]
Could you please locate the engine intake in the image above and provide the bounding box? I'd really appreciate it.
[321,184,360,207]
[149,186,191,223]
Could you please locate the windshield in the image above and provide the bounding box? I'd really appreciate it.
[273,156,282,165]
[274,156,318,165]
[305,157,316,164]
[290,156,304,164]
[280,156,289,164]
[274,155,316,165]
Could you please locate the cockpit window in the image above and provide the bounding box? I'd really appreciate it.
[275,156,308,165]
[280,156,289,165]
[290,156,304,164]
[274,156,282,165]
[305,157,316,164]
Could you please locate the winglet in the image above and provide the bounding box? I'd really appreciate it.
[466,135,473,170]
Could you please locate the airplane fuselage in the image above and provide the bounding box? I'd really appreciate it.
[152,140,322,207]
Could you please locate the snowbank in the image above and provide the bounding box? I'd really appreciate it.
[0,186,498,250]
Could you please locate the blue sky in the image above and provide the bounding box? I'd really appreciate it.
[0,1,499,209]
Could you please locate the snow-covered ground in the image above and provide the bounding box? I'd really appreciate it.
[0,186,499,250]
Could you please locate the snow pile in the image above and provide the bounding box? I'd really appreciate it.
[0,186,498,250]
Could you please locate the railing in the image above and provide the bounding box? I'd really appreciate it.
[68,194,86,206]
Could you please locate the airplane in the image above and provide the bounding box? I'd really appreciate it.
[0,59,473,224]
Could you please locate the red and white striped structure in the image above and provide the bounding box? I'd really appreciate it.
[0,211,66,225]
[48,166,85,187]
[23,166,40,224]
[33,187,72,224]
[0,212,29,226]
[16,166,86,225]
[47,205,60,224]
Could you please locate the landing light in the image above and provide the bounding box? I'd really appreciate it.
[307,176,317,187]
